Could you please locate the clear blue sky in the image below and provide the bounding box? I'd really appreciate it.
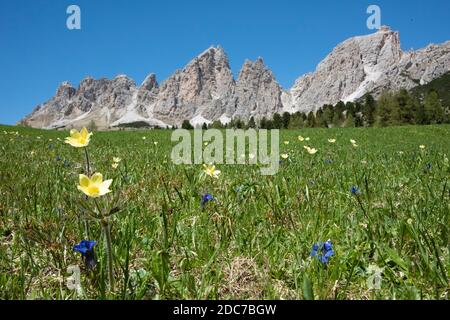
[1,0,449,125]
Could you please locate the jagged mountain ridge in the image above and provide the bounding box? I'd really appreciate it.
[21,26,450,129]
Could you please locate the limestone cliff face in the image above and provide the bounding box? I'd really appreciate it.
[152,46,235,126]
[230,58,284,120]
[288,26,450,112]
[21,27,450,129]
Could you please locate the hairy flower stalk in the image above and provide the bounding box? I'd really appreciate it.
[83,147,91,238]
[101,217,115,292]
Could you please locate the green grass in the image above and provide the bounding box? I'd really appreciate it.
[0,124,449,300]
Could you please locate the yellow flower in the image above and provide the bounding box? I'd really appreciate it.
[305,137,310,141]
[113,157,122,163]
[419,145,425,149]
[154,141,158,145]
[328,139,336,143]
[203,164,221,179]
[65,128,92,148]
[350,139,357,144]
[284,141,290,145]
[352,143,358,148]
[281,153,289,159]
[142,137,146,140]
[112,163,119,169]
[304,146,318,154]
[298,135,305,141]
[77,173,112,198]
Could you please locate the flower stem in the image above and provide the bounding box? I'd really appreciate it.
[83,147,91,237]
[102,220,115,293]
[84,147,91,176]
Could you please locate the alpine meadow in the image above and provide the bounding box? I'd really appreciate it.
[0,124,448,300]
[1,0,450,304]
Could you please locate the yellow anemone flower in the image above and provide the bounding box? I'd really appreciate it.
[298,135,305,141]
[328,139,336,143]
[65,128,92,148]
[203,164,221,179]
[77,173,112,198]
[304,146,318,154]
[112,163,119,169]
[113,157,122,163]
[350,139,357,144]
[419,145,425,149]
[284,141,290,145]
[281,154,289,159]
[305,137,310,141]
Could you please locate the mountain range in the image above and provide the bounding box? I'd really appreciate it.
[20,26,450,129]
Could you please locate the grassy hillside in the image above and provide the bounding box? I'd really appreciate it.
[0,125,449,299]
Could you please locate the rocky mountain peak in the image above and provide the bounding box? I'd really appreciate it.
[288,27,448,112]
[232,58,283,120]
[20,28,450,129]
[55,81,76,100]
[141,73,159,91]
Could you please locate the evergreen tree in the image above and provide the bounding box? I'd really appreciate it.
[210,120,223,129]
[343,113,355,127]
[202,123,208,130]
[306,112,316,128]
[322,105,334,127]
[362,94,376,126]
[282,112,291,129]
[260,117,267,129]
[375,92,400,126]
[315,109,326,127]
[332,108,344,127]
[272,113,283,129]
[288,113,304,129]
[424,90,444,124]
[248,116,256,128]
[181,120,194,130]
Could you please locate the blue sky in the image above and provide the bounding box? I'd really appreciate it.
[1,0,449,125]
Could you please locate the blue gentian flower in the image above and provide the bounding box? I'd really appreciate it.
[73,240,97,270]
[310,240,335,264]
[63,159,70,167]
[324,159,333,164]
[56,155,62,162]
[426,163,432,170]
[350,186,361,195]
[201,194,215,208]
